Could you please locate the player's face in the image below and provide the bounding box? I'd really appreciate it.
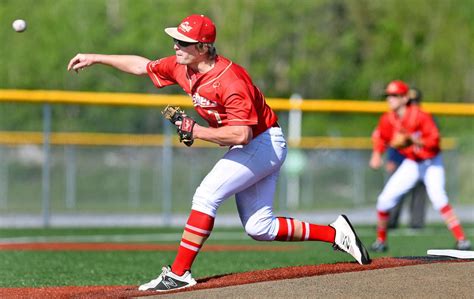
[386,94,408,111]
[172,39,200,65]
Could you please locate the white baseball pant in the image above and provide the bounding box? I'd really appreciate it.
[191,127,287,241]
[377,154,449,211]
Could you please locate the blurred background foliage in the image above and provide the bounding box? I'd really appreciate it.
[0,0,472,137]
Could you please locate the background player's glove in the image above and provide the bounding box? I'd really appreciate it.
[161,105,195,147]
[390,132,412,149]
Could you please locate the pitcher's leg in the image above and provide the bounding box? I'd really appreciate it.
[236,172,335,243]
[171,210,214,275]
[236,174,370,264]
[171,130,288,277]
[172,150,260,275]
[192,133,285,217]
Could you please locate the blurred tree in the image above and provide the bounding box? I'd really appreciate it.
[0,0,472,134]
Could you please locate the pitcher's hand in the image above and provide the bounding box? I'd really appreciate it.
[67,53,96,73]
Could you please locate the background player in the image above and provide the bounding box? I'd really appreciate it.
[67,14,370,292]
[369,80,471,252]
[386,87,427,230]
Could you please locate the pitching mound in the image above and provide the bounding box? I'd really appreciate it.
[1,257,472,298]
[0,257,474,298]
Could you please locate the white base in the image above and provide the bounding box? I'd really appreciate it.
[427,249,474,259]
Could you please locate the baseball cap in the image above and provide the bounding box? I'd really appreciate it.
[165,14,216,43]
[384,80,409,96]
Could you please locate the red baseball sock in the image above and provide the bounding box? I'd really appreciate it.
[274,217,335,243]
[440,204,466,241]
[171,210,214,276]
[376,211,390,243]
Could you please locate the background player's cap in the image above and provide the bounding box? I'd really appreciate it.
[384,80,409,96]
[165,14,216,43]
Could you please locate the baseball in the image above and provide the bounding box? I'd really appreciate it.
[12,19,27,32]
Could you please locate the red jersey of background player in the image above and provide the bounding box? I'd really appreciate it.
[372,105,440,161]
[147,55,277,138]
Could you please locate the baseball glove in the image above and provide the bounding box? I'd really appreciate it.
[161,105,195,147]
[390,132,412,149]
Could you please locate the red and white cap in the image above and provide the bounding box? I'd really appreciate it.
[165,14,216,43]
[385,80,409,96]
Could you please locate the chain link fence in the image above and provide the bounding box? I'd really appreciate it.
[0,142,462,225]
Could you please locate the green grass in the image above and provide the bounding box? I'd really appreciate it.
[0,224,472,287]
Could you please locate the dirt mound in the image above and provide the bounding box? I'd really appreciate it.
[0,257,471,298]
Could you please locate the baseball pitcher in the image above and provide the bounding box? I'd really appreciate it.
[68,14,371,292]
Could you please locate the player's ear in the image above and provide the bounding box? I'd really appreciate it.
[196,43,208,55]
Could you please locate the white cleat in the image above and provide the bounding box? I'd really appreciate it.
[138,266,197,292]
[330,215,371,265]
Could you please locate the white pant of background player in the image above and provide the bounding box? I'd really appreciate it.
[371,152,470,253]
[191,127,287,240]
[377,154,449,212]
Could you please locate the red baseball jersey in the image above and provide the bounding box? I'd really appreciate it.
[372,105,440,161]
[146,55,278,137]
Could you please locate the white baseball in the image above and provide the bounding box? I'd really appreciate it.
[12,19,27,32]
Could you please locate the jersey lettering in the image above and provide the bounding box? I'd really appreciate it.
[192,92,218,108]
